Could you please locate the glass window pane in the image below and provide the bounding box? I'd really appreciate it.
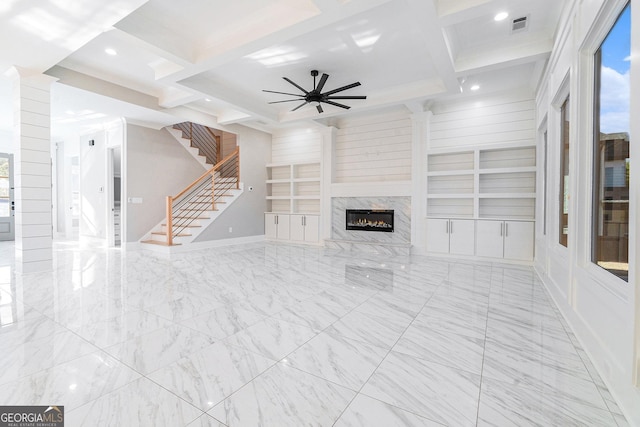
[0,158,9,218]
[592,4,630,282]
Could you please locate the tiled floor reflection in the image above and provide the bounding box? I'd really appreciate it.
[0,240,629,426]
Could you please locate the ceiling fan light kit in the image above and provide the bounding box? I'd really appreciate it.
[263,70,367,113]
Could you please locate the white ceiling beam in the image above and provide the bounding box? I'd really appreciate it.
[404,0,461,95]
[148,0,395,84]
[454,38,552,74]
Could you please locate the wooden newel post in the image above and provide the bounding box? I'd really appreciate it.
[166,196,173,246]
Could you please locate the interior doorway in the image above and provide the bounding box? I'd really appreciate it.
[107,146,122,247]
[0,153,14,241]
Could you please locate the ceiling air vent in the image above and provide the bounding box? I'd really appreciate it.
[511,16,528,33]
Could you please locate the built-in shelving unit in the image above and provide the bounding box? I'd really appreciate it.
[265,161,321,245]
[266,161,321,214]
[427,143,536,220]
[426,143,536,262]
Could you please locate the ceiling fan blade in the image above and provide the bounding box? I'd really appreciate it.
[283,77,309,94]
[268,99,306,104]
[325,95,367,100]
[291,101,309,111]
[263,89,306,97]
[317,104,324,114]
[315,73,329,92]
[322,81,361,96]
[323,100,351,109]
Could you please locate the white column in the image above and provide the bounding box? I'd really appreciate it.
[320,126,336,241]
[9,67,57,273]
[410,111,431,254]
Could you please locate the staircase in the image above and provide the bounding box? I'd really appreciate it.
[141,147,241,248]
[167,122,221,169]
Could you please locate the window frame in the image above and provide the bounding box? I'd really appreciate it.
[589,3,631,282]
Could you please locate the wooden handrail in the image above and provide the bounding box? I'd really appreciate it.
[172,147,239,201]
[165,146,239,245]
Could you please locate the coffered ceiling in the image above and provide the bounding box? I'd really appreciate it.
[0,0,564,136]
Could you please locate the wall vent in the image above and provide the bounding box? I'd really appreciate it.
[511,16,529,33]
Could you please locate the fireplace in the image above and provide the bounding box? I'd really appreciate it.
[346,209,394,232]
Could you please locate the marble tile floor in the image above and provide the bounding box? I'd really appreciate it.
[0,240,630,427]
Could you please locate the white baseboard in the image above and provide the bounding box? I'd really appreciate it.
[138,235,265,255]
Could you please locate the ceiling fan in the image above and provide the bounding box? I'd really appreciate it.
[263,70,367,113]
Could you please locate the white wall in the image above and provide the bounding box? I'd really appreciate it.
[0,129,11,153]
[535,0,639,424]
[334,109,411,182]
[429,89,536,150]
[194,125,270,241]
[125,125,203,242]
[271,127,321,163]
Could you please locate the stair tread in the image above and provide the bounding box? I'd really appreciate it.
[161,224,201,227]
[141,240,182,246]
[151,232,192,237]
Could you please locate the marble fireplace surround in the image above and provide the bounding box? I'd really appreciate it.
[326,197,411,255]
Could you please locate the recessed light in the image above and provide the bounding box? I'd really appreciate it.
[105,48,117,56]
[494,12,509,21]
[204,98,211,102]
[470,85,480,91]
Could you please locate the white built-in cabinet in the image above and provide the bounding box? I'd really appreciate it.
[426,143,536,262]
[265,213,290,240]
[475,220,534,261]
[426,218,475,255]
[265,161,321,244]
[290,214,320,243]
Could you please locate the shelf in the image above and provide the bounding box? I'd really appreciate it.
[426,143,536,219]
[479,146,536,169]
[292,178,321,183]
[478,166,536,174]
[266,179,291,184]
[266,161,320,215]
[479,197,535,219]
[267,161,319,168]
[427,198,474,218]
[427,151,474,172]
[478,193,536,198]
[428,174,474,194]
[427,194,474,199]
[427,170,475,177]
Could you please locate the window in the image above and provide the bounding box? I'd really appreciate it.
[559,97,570,247]
[592,3,630,282]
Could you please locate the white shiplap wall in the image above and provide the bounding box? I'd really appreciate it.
[334,110,412,182]
[271,128,321,164]
[429,92,536,150]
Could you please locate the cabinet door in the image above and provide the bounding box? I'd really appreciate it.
[265,214,278,239]
[426,219,450,253]
[303,215,319,243]
[276,214,290,240]
[476,220,504,258]
[449,219,475,255]
[504,221,534,261]
[290,215,305,242]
